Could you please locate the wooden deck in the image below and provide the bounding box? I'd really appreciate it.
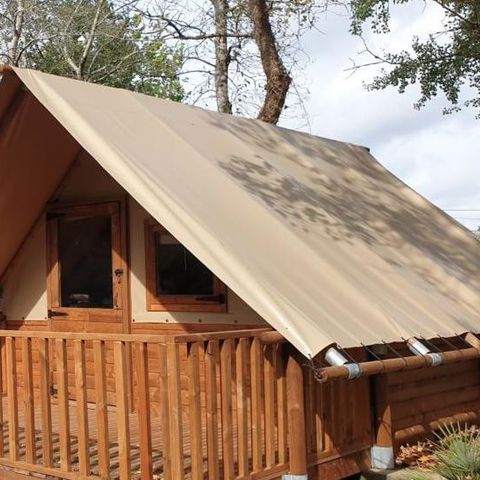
[0,397,208,480]
[0,393,296,480]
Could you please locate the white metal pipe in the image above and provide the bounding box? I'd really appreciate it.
[407,338,442,366]
[324,347,362,380]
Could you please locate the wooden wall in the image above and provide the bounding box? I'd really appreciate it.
[384,360,480,448]
[305,347,373,479]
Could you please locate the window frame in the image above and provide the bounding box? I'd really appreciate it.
[144,218,227,313]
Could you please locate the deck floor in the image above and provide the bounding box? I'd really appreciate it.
[0,396,207,480]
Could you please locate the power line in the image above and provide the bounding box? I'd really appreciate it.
[443,209,480,212]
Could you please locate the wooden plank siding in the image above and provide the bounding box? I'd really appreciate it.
[386,359,480,447]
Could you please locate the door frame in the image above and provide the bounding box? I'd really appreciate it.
[45,198,130,334]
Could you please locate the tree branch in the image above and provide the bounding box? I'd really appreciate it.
[78,0,106,78]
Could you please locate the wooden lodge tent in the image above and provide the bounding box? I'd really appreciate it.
[0,65,479,480]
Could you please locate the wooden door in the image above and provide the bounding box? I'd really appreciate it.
[46,201,130,403]
[46,201,128,334]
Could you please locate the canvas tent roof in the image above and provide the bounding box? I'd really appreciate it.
[0,66,479,358]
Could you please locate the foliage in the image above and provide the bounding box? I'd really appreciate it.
[397,423,480,480]
[349,0,480,116]
[0,0,184,100]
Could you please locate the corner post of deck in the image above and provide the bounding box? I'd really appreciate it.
[284,344,308,480]
[371,373,395,469]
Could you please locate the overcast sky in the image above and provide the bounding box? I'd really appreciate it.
[282,1,480,232]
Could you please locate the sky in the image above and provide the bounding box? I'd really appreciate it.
[282,1,480,232]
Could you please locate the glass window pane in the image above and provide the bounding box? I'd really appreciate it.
[58,215,113,308]
[155,232,214,296]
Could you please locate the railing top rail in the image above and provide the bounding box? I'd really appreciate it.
[170,328,275,343]
[0,327,282,344]
[0,329,169,343]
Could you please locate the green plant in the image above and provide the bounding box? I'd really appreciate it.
[433,424,480,480]
[403,423,480,480]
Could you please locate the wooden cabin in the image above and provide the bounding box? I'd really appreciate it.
[0,64,479,480]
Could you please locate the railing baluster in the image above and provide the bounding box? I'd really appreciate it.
[250,337,263,472]
[276,344,288,464]
[236,338,249,477]
[167,342,184,480]
[305,368,315,456]
[188,342,203,480]
[205,340,220,480]
[114,341,131,480]
[220,339,234,480]
[315,380,324,454]
[158,343,171,480]
[73,339,90,476]
[22,337,35,464]
[6,337,18,462]
[38,338,52,467]
[0,337,4,458]
[322,380,333,451]
[93,339,110,480]
[264,344,275,468]
[55,338,71,471]
[133,341,153,479]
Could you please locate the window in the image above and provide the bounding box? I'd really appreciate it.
[145,219,227,312]
[57,214,113,308]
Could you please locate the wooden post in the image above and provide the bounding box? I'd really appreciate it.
[372,374,394,469]
[286,345,308,478]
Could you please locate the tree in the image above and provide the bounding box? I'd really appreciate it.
[1,0,322,123]
[349,0,480,116]
[0,0,184,100]
[152,0,319,123]
[248,0,291,124]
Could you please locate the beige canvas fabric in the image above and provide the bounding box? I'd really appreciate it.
[0,73,79,280]
[3,67,480,357]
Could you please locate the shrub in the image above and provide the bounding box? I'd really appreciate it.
[398,423,480,480]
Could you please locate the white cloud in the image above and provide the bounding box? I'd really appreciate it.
[283,1,480,232]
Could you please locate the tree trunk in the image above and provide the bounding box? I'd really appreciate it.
[8,0,25,65]
[212,0,233,114]
[248,0,291,124]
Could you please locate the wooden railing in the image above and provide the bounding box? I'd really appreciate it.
[0,329,289,480]
[0,329,373,480]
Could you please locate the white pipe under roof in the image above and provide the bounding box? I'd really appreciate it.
[324,347,362,380]
[407,337,443,366]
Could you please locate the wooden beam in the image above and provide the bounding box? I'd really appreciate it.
[0,64,14,74]
[286,345,308,476]
[373,374,393,449]
[320,345,480,381]
[464,333,480,350]
[259,331,286,344]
